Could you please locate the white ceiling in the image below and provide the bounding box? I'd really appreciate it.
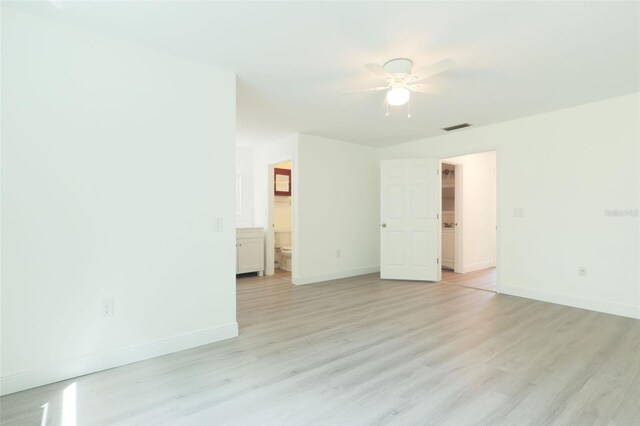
[7,1,640,147]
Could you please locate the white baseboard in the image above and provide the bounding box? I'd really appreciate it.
[461,260,496,273]
[0,322,238,396]
[293,266,380,286]
[500,285,640,320]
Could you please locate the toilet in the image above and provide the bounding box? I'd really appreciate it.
[274,230,292,272]
[279,245,292,272]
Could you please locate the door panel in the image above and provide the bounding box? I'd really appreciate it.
[380,159,440,281]
[412,233,431,267]
[388,233,404,265]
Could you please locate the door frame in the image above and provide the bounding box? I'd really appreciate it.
[438,148,500,292]
[265,158,294,277]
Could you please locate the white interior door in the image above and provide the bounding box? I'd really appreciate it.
[380,159,441,281]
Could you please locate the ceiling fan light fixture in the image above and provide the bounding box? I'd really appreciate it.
[386,86,410,106]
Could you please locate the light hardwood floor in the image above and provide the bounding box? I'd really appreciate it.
[441,267,497,292]
[2,272,639,425]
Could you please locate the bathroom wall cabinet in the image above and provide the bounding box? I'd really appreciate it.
[236,228,264,275]
[274,168,292,196]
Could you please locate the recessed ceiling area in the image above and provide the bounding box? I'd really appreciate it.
[7,1,639,147]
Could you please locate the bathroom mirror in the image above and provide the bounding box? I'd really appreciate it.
[274,168,291,196]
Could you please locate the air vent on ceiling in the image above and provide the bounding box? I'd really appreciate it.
[442,123,471,132]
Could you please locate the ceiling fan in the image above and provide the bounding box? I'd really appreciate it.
[345,57,456,115]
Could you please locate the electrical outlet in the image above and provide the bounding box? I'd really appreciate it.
[102,298,114,317]
[214,218,223,232]
[578,267,588,276]
[336,249,341,258]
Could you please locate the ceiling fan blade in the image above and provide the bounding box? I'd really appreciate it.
[410,58,456,82]
[364,63,392,79]
[340,85,389,95]
[406,83,433,94]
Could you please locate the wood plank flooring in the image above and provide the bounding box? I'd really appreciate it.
[441,268,497,292]
[2,271,639,425]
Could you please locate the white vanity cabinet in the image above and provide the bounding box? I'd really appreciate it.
[236,228,264,275]
[442,228,455,269]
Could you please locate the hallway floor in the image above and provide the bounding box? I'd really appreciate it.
[441,267,497,292]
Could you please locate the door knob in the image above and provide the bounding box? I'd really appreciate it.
[380,223,387,228]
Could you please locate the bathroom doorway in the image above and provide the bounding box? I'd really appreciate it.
[440,151,497,292]
[268,160,293,279]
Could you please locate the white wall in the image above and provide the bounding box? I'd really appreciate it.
[381,93,640,319]
[235,146,254,228]
[296,134,380,285]
[445,152,497,272]
[1,8,238,395]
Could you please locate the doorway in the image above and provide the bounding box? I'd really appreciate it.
[260,158,296,280]
[440,151,497,292]
[271,160,293,278]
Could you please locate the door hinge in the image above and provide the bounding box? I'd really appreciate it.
[437,258,440,264]
[436,169,439,175]
[437,213,439,220]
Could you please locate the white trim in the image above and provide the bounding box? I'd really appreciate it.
[293,266,380,286]
[0,322,238,396]
[453,163,464,274]
[461,260,496,274]
[265,163,276,276]
[500,285,640,320]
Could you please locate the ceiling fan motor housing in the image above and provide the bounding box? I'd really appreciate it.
[384,58,413,76]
